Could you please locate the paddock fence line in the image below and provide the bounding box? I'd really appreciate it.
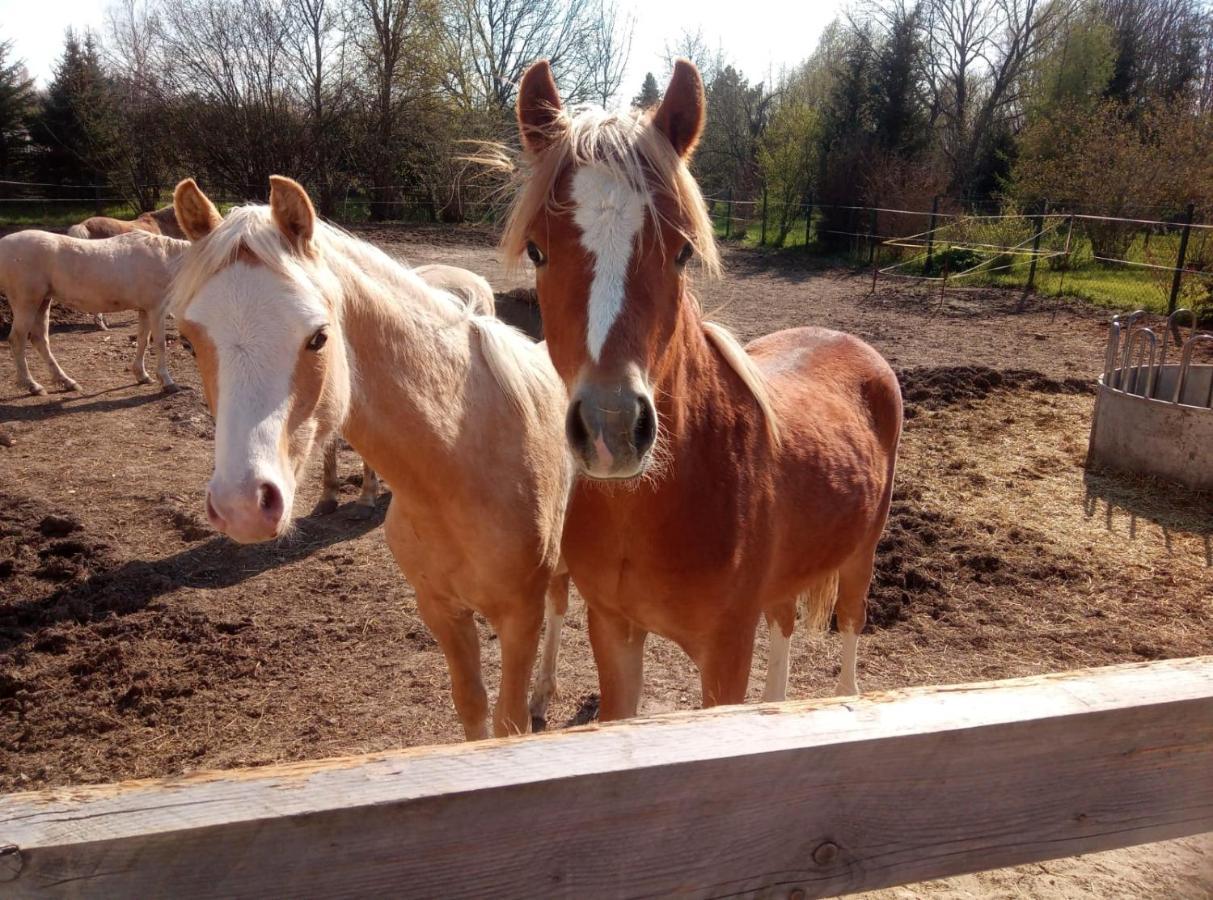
[2,657,1211,898]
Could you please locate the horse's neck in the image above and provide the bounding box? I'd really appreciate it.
[651,296,732,447]
[330,249,468,483]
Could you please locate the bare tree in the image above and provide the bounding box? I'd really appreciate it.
[583,0,633,108]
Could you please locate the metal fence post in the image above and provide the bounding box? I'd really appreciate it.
[926,195,939,272]
[804,191,813,250]
[725,189,732,241]
[760,184,768,246]
[1169,202,1195,314]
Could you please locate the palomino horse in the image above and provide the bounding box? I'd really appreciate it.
[69,206,188,329]
[313,266,495,517]
[0,229,185,395]
[169,177,572,738]
[503,60,902,717]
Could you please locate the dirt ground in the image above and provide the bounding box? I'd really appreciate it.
[2,226,1211,897]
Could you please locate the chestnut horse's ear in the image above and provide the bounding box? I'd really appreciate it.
[516,60,563,154]
[268,175,316,251]
[653,59,706,159]
[173,178,222,241]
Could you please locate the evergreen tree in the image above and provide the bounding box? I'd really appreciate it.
[0,39,35,181]
[632,72,660,109]
[28,30,115,186]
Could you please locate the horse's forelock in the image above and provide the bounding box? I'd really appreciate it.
[498,106,721,278]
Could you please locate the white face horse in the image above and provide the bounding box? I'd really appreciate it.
[172,177,351,543]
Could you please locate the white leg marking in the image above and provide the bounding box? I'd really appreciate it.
[571,166,647,362]
[837,629,860,696]
[763,622,792,702]
[529,612,565,721]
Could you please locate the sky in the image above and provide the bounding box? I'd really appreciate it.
[0,0,847,98]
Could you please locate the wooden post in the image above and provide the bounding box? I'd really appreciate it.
[760,183,769,246]
[925,194,939,273]
[1169,202,1195,315]
[3,659,1212,900]
[724,189,732,241]
[868,205,879,265]
[804,191,813,250]
[1026,199,1048,292]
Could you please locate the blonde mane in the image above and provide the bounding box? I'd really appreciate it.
[169,205,543,421]
[489,105,780,446]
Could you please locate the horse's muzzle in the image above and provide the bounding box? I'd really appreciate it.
[566,381,657,480]
[206,478,289,543]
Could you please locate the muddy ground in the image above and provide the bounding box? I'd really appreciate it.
[2,226,1211,897]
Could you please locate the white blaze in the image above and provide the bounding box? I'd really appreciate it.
[571,165,647,362]
[184,263,328,498]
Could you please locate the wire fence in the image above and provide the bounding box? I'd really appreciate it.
[2,178,1210,320]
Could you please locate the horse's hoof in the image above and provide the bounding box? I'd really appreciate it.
[61,380,81,393]
[134,373,153,385]
[311,498,339,517]
[25,383,46,396]
[161,383,183,395]
[530,715,547,733]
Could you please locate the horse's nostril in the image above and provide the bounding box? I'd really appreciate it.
[257,482,284,520]
[566,399,590,451]
[633,395,656,453]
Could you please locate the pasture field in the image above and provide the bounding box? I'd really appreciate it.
[1,227,1211,897]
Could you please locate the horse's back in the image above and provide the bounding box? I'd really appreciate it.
[749,326,901,449]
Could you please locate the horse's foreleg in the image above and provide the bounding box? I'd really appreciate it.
[131,310,152,384]
[312,440,341,516]
[587,604,648,721]
[9,300,43,395]
[529,569,570,728]
[696,616,759,708]
[150,310,179,393]
[30,298,78,392]
[491,598,545,737]
[416,592,490,741]
[93,314,108,330]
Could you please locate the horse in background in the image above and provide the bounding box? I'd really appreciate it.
[503,60,901,717]
[68,206,188,329]
[169,177,572,738]
[1,229,185,395]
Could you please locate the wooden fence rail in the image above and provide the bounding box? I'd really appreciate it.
[3,657,1212,898]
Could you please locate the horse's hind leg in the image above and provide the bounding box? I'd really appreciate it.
[8,298,43,395]
[834,546,876,696]
[150,310,179,392]
[761,606,795,702]
[529,569,570,728]
[31,298,78,392]
[353,460,380,517]
[131,310,152,384]
[94,314,108,330]
[312,440,341,516]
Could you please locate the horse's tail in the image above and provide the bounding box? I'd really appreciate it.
[67,223,89,239]
[799,570,840,633]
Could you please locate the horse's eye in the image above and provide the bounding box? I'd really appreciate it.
[306,328,328,352]
[526,241,546,266]
[180,337,195,356]
[676,242,694,266]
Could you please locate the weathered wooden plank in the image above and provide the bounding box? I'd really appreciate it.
[2,657,1212,899]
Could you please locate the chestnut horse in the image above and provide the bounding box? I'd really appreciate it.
[169,177,572,738]
[503,60,902,718]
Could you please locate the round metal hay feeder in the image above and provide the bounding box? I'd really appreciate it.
[1087,309,1213,492]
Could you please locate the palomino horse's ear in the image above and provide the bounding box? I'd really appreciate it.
[173,178,222,241]
[268,175,316,252]
[653,59,706,159]
[516,60,563,154]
